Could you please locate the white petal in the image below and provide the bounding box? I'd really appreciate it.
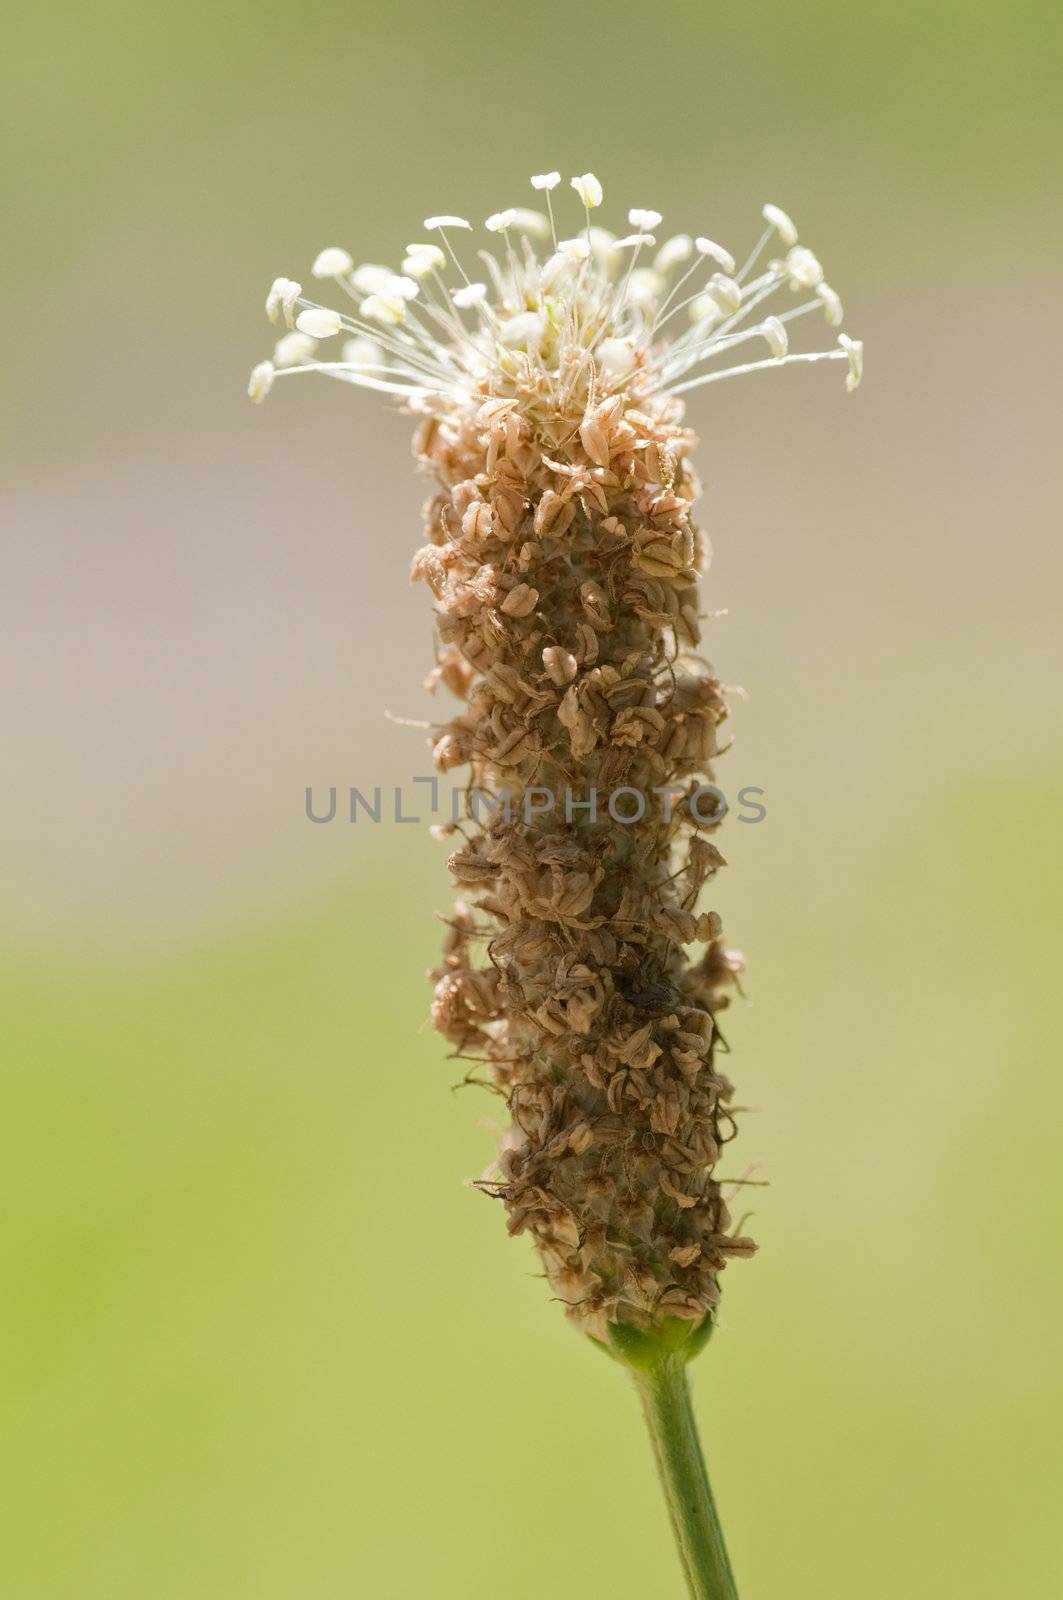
[312,247,354,278]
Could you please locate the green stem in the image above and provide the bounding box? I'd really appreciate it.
[630,1351,738,1599]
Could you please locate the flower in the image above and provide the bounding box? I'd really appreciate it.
[250,179,859,411]
[248,174,860,1338]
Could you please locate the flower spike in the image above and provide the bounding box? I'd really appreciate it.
[247,168,862,1600]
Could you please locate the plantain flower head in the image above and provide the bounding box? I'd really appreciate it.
[250,174,860,1340]
[249,174,861,412]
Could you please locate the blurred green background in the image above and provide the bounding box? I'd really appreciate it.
[3,1,1062,1595]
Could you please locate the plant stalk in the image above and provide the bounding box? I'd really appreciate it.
[631,1350,738,1599]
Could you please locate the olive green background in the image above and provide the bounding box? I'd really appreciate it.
[3,1,1061,1594]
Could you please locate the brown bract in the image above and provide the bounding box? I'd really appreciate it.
[415,366,754,1339]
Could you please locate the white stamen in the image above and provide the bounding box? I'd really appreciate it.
[706,273,742,314]
[839,333,863,391]
[342,336,383,367]
[587,227,619,268]
[816,282,844,326]
[655,234,693,271]
[695,238,737,275]
[274,331,318,366]
[530,172,561,191]
[785,246,824,291]
[598,337,636,377]
[295,307,343,338]
[405,242,446,264]
[312,247,354,278]
[541,242,589,291]
[385,275,420,301]
[498,312,545,349]
[352,263,394,294]
[402,253,437,279]
[689,294,722,325]
[360,293,407,326]
[627,267,665,306]
[761,316,788,359]
[509,208,550,237]
[250,194,859,413]
[570,173,603,209]
[266,277,302,329]
[248,361,275,402]
[669,347,847,397]
[762,204,798,246]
